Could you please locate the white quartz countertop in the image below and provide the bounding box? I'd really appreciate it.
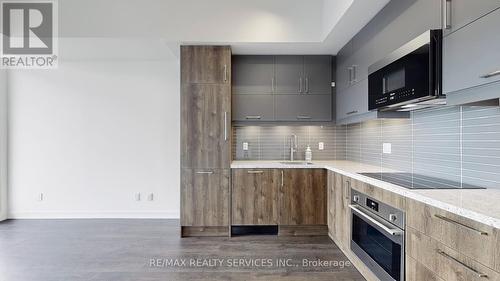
[231,160,500,229]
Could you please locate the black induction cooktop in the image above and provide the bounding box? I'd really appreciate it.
[359,172,486,190]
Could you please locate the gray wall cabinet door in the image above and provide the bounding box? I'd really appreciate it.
[275,95,332,121]
[303,56,332,95]
[232,56,275,95]
[232,95,275,121]
[443,0,500,36]
[443,8,500,94]
[275,56,304,94]
[336,79,368,121]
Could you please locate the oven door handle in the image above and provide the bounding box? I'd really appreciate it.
[349,204,404,236]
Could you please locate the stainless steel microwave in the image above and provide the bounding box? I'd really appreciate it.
[368,30,443,111]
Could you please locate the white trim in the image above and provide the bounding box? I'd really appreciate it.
[8,210,180,219]
[0,70,7,222]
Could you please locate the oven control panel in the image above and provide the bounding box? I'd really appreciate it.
[351,189,405,229]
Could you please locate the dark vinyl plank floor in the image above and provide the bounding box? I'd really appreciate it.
[0,219,365,281]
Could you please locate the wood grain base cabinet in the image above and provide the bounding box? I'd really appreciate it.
[278,169,327,226]
[407,199,498,270]
[329,172,351,249]
[406,227,500,281]
[180,169,230,228]
[231,169,279,225]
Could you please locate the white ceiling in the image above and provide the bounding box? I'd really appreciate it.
[3,0,390,59]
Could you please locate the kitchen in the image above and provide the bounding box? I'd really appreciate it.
[180,0,500,281]
[1,0,500,281]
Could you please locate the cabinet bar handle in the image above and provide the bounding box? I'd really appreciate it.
[346,110,358,115]
[223,64,228,82]
[196,171,214,175]
[247,170,264,174]
[348,67,353,85]
[436,249,487,278]
[344,180,350,200]
[352,65,357,83]
[299,78,303,93]
[305,77,309,93]
[443,0,452,29]
[224,112,228,141]
[297,115,312,120]
[245,115,262,120]
[272,77,275,92]
[281,170,284,187]
[480,70,500,79]
[434,214,488,235]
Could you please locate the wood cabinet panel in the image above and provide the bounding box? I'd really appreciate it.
[407,199,497,270]
[333,173,351,248]
[327,171,335,237]
[181,169,230,227]
[181,84,231,169]
[181,46,231,84]
[406,227,500,281]
[406,255,445,281]
[231,169,279,225]
[279,169,327,225]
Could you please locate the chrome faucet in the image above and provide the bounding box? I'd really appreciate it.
[289,134,298,161]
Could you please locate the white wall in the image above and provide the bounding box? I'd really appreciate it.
[7,59,180,218]
[0,70,7,221]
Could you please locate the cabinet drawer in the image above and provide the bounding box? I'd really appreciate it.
[406,255,445,281]
[232,94,274,121]
[443,8,500,94]
[407,227,500,281]
[407,199,497,269]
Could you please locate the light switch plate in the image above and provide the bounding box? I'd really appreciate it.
[243,142,249,151]
[383,143,392,154]
[318,142,324,150]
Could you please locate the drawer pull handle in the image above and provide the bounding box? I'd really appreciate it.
[480,70,500,79]
[346,110,358,115]
[297,115,312,120]
[247,170,264,174]
[196,171,214,175]
[245,116,262,120]
[436,249,488,278]
[434,214,488,236]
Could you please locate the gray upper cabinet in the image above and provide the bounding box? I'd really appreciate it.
[443,0,500,36]
[232,55,333,122]
[275,95,332,121]
[275,56,304,94]
[443,8,500,98]
[232,95,274,121]
[303,56,332,95]
[336,79,368,121]
[232,56,274,95]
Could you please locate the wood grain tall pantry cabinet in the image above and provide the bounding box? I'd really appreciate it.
[180,46,232,237]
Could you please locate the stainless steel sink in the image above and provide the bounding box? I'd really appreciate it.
[280,161,313,165]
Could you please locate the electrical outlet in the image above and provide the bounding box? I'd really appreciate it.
[243,142,249,151]
[38,193,44,201]
[383,143,392,154]
[148,193,154,201]
[318,142,324,150]
[135,193,141,201]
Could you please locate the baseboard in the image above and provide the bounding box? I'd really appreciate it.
[8,210,180,219]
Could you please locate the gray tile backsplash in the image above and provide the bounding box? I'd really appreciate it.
[232,106,500,189]
[346,106,500,189]
[233,125,346,161]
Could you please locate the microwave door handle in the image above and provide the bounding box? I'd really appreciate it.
[349,204,403,236]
